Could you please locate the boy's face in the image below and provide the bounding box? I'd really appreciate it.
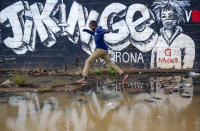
[89,24,96,32]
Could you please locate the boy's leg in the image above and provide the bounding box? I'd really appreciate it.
[102,51,128,85]
[82,49,105,77]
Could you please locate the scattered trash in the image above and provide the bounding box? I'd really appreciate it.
[29,68,43,76]
[145,97,162,103]
[32,68,41,72]
[0,79,15,87]
[183,83,192,87]
[145,98,155,103]
[107,103,115,109]
[173,86,179,92]
[106,102,118,110]
[189,72,200,77]
[181,92,192,98]
[152,96,162,100]
[29,68,68,76]
[48,71,57,76]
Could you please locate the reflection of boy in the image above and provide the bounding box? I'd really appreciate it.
[151,0,195,69]
[76,20,128,84]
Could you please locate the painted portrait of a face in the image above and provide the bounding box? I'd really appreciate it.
[161,9,178,28]
[151,0,195,69]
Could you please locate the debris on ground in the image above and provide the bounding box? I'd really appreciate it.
[181,92,192,98]
[145,98,155,103]
[31,72,42,77]
[183,83,192,87]
[106,102,118,110]
[189,72,200,77]
[152,96,162,100]
[48,71,57,76]
[29,68,67,76]
[172,86,179,92]
[107,102,115,109]
[0,79,15,87]
[145,97,162,103]
[29,68,43,76]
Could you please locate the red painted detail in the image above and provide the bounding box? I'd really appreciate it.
[192,10,200,23]
[164,48,171,57]
[158,57,178,63]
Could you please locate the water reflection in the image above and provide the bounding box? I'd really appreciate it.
[0,75,199,131]
[150,76,193,111]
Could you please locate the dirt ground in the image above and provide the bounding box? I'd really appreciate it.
[0,69,199,93]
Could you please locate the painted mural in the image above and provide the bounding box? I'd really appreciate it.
[151,0,195,69]
[0,0,199,69]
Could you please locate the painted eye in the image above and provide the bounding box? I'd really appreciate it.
[168,15,173,18]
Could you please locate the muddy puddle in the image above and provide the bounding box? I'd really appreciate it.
[0,74,200,131]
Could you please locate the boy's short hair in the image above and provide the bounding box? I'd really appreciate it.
[89,20,97,27]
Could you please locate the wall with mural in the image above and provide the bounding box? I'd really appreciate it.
[0,0,200,69]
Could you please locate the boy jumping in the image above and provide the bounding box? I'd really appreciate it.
[76,20,128,85]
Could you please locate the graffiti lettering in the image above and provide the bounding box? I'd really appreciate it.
[158,57,178,63]
[0,0,196,69]
[164,48,171,57]
[96,51,144,63]
[185,10,192,22]
[30,0,60,47]
[126,4,154,41]
[0,0,61,54]
[0,1,157,55]
[66,1,99,54]
[99,3,129,51]
[0,1,24,49]
[113,52,144,63]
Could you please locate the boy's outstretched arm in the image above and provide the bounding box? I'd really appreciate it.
[96,28,110,36]
[83,29,94,36]
[105,29,110,33]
